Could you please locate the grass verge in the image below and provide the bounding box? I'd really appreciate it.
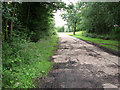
[68,31,119,52]
[2,35,58,88]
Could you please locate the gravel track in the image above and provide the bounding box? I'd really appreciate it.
[36,33,120,89]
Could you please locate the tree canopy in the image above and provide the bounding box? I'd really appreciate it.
[2,2,66,42]
[61,2,120,38]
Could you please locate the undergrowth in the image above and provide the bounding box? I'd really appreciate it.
[2,34,58,88]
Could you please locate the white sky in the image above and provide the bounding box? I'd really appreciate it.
[54,0,79,27]
[54,10,66,27]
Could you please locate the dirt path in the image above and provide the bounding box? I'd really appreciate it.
[36,33,120,88]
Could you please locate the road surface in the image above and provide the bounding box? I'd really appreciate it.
[36,33,120,88]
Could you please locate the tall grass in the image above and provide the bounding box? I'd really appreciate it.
[2,35,58,88]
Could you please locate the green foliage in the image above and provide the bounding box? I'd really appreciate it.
[2,2,63,42]
[2,35,58,88]
[2,2,62,88]
[61,2,81,34]
[63,2,120,38]
[17,2,65,42]
[57,26,65,32]
[77,2,120,35]
[64,26,73,32]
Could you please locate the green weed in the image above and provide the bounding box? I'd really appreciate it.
[2,35,58,88]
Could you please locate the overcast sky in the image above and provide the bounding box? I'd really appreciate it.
[54,0,78,27]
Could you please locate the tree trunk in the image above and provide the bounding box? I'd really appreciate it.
[5,18,8,40]
[5,2,8,40]
[73,22,76,35]
[27,4,30,26]
[10,2,16,37]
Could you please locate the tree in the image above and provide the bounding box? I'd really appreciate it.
[61,2,80,35]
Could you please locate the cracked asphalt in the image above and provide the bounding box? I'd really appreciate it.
[36,33,120,89]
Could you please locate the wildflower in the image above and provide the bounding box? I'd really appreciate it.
[15,82,20,87]
[8,0,12,4]
[114,24,118,27]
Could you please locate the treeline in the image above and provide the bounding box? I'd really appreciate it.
[79,3,120,34]
[57,26,74,32]
[57,26,65,32]
[2,2,65,88]
[2,2,60,42]
[62,2,120,40]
